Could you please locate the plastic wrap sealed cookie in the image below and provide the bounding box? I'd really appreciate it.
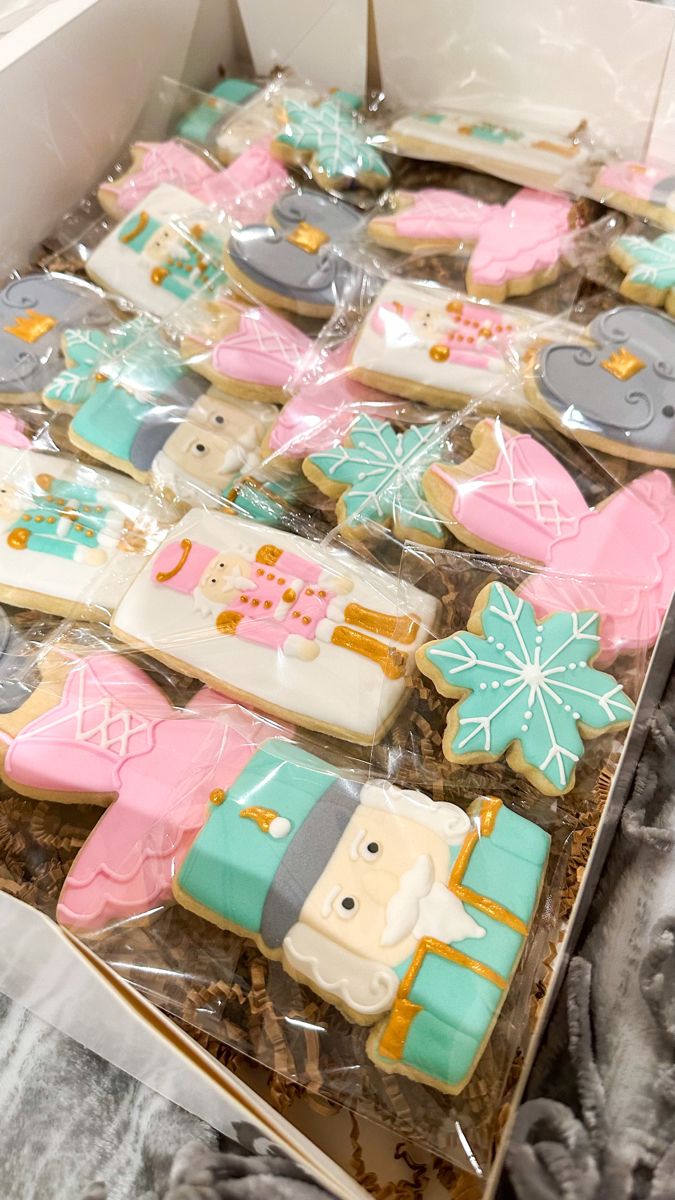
[422,417,675,662]
[0,419,158,620]
[525,305,675,467]
[44,319,275,507]
[98,139,289,226]
[417,580,634,795]
[86,184,226,316]
[224,191,367,317]
[214,80,322,165]
[17,649,548,1094]
[0,272,111,403]
[609,230,675,315]
[111,509,438,743]
[385,110,588,190]
[368,188,578,302]
[593,160,675,231]
[271,94,391,192]
[176,77,262,148]
[350,279,527,408]
[179,298,312,404]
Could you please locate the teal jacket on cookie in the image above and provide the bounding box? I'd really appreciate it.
[176,739,550,1093]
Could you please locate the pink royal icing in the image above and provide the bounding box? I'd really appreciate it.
[0,411,31,449]
[596,160,672,202]
[101,139,289,224]
[209,304,313,389]
[393,188,573,286]
[432,421,675,660]
[2,653,275,930]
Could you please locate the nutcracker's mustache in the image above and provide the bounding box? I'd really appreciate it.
[380,854,434,947]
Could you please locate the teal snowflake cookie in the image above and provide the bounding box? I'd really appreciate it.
[274,98,391,191]
[416,581,634,795]
[610,232,675,314]
[302,414,447,546]
[43,316,156,412]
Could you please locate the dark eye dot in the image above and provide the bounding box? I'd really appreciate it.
[367,842,379,854]
[663,405,674,418]
[341,897,355,911]
[214,414,224,424]
[195,443,206,453]
[210,577,217,584]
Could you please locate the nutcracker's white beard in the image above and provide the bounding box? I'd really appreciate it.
[380,854,486,948]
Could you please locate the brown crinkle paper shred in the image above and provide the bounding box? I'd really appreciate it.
[0,564,639,1196]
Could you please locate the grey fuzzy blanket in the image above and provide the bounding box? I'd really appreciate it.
[0,994,333,1200]
[505,671,675,1200]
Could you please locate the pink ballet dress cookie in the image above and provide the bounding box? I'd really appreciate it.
[180,298,313,404]
[368,187,577,302]
[110,509,438,745]
[350,279,528,410]
[593,160,675,231]
[422,417,675,662]
[98,138,289,226]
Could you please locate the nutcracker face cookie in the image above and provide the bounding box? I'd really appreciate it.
[593,160,675,231]
[180,299,313,404]
[177,78,262,148]
[98,139,289,226]
[45,322,275,506]
[527,305,675,467]
[417,581,634,796]
[350,279,527,408]
[225,191,366,317]
[303,415,448,546]
[423,418,675,662]
[609,231,675,316]
[86,184,226,317]
[368,188,576,303]
[111,510,438,743]
[0,440,156,620]
[272,96,391,192]
[0,272,111,403]
[386,110,587,189]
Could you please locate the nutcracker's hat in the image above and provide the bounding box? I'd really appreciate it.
[152,537,216,594]
[175,739,360,952]
[118,209,162,252]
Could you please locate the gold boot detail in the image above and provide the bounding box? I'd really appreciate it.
[343,603,419,645]
[331,627,407,678]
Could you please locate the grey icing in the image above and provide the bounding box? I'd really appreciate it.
[227,191,365,307]
[0,274,109,396]
[260,775,361,949]
[650,175,675,207]
[129,402,191,471]
[536,305,675,454]
[0,608,34,714]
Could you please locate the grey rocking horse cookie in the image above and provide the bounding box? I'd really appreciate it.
[224,190,367,317]
[0,273,110,403]
[527,305,675,467]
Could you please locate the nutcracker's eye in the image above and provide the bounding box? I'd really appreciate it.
[211,412,225,426]
[191,442,208,457]
[335,894,359,920]
[361,840,381,862]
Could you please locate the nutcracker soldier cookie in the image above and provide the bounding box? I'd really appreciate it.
[86,184,226,317]
[422,417,675,662]
[0,644,549,1094]
[110,510,438,744]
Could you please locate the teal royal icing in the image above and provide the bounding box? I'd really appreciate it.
[176,78,260,145]
[277,98,390,182]
[616,232,675,290]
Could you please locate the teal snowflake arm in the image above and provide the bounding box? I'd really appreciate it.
[305,415,446,541]
[616,233,675,288]
[419,582,634,793]
[277,100,390,183]
[43,328,112,408]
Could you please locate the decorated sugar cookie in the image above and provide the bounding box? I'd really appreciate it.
[350,279,527,409]
[272,96,390,192]
[225,190,366,317]
[368,188,576,302]
[422,418,675,662]
[0,272,111,403]
[526,305,675,467]
[593,160,675,231]
[385,110,587,190]
[111,509,437,744]
[98,139,289,226]
[417,581,634,795]
[180,299,312,403]
[0,432,156,620]
[214,81,323,165]
[86,184,226,317]
[17,650,548,1094]
[42,315,157,412]
[45,321,275,506]
[177,77,262,148]
[303,415,448,546]
[609,232,675,315]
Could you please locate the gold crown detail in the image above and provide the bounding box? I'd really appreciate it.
[600,346,645,381]
[4,310,57,344]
